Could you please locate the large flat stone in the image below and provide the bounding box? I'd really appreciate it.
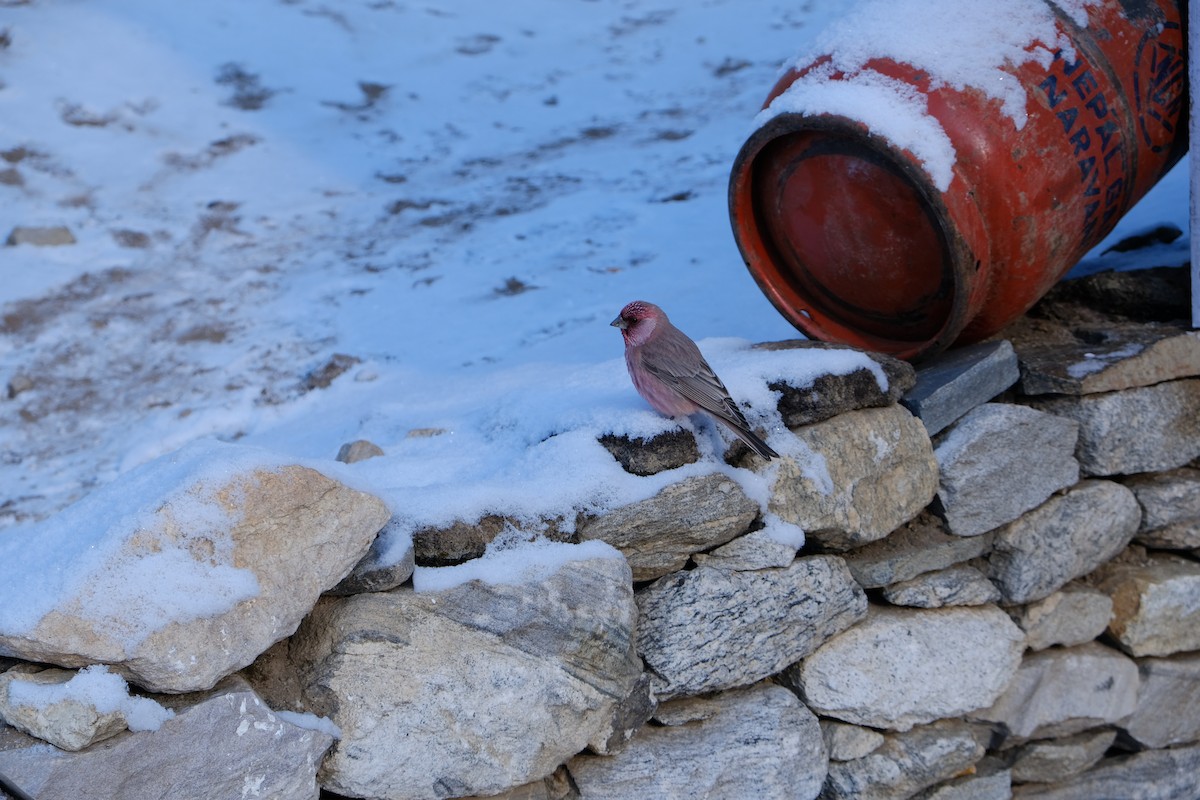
[0,675,331,800]
[794,604,1024,731]
[901,340,1020,436]
[0,440,390,693]
[637,556,866,700]
[1011,742,1200,799]
[255,552,642,800]
[1092,548,1200,657]
[567,683,827,800]
[577,473,759,581]
[841,512,993,589]
[1015,324,1200,395]
[985,481,1139,604]
[1029,379,1200,476]
[934,403,1080,537]
[972,642,1138,742]
[1006,583,1113,651]
[770,404,938,551]
[1125,467,1200,550]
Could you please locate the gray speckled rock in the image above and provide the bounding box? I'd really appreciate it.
[1029,379,1200,476]
[1093,549,1200,657]
[972,642,1138,742]
[1121,651,1200,748]
[577,473,759,581]
[795,604,1024,731]
[1125,467,1200,550]
[637,556,866,700]
[0,676,331,800]
[1010,742,1200,800]
[251,552,642,800]
[1007,584,1113,651]
[568,683,827,800]
[934,403,1080,538]
[823,720,988,800]
[842,512,994,589]
[986,481,1139,604]
[901,340,1020,436]
[882,564,1001,608]
[1008,729,1117,784]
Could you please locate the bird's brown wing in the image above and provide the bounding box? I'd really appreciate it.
[639,329,753,431]
[640,325,779,460]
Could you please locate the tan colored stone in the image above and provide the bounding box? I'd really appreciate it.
[770,404,938,551]
[0,442,390,693]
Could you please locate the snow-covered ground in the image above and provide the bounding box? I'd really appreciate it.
[0,0,1189,540]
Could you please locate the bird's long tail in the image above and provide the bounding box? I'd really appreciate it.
[718,417,779,461]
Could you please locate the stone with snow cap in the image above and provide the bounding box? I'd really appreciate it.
[248,541,642,800]
[576,473,759,581]
[0,665,144,751]
[770,404,938,551]
[753,339,915,427]
[0,439,390,693]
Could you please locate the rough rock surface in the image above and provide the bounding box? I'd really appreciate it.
[1120,651,1200,749]
[0,441,391,693]
[1006,584,1113,651]
[1029,378,1200,476]
[822,720,987,800]
[577,473,758,581]
[794,604,1025,731]
[1092,548,1200,657]
[335,438,385,463]
[842,512,993,589]
[882,565,1001,608]
[637,556,866,700]
[1125,467,1200,549]
[913,759,1012,800]
[596,428,699,476]
[754,339,915,427]
[821,720,886,762]
[0,667,128,751]
[567,683,827,800]
[1008,729,1117,785]
[901,340,1021,436]
[933,403,1080,538]
[252,553,642,800]
[973,642,1138,741]
[411,514,572,566]
[1014,325,1200,396]
[986,480,1140,604]
[1010,742,1200,799]
[770,404,938,551]
[328,524,415,595]
[690,529,798,571]
[0,676,331,800]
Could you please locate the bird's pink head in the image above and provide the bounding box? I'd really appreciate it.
[611,301,666,346]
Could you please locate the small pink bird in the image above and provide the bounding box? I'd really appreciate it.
[611,301,778,460]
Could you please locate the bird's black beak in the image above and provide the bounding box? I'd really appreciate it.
[611,316,628,329]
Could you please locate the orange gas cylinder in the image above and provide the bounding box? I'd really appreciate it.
[729,0,1188,361]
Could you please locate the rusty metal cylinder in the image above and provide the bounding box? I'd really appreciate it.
[729,0,1188,361]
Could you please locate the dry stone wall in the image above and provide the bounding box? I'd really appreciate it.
[1,271,1199,799]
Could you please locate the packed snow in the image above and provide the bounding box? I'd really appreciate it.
[275,709,342,741]
[6,665,174,732]
[0,0,1189,625]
